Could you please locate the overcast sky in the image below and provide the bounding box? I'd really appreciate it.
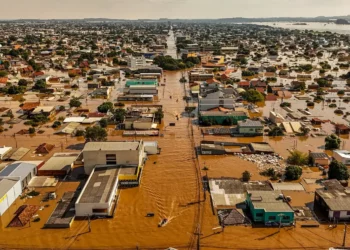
[2,0,350,19]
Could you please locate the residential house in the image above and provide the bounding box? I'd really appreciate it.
[31,106,56,119]
[200,110,248,125]
[237,119,264,136]
[198,90,235,111]
[21,102,40,115]
[335,124,350,135]
[309,152,330,166]
[333,150,350,165]
[246,190,294,225]
[314,180,350,221]
[35,143,55,154]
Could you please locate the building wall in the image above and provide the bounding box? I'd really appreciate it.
[75,174,119,217]
[314,158,330,166]
[333,152,350,165]
[83,150,140,174]
[0,180,21,216]
[133,121,153,130]
[329,210,350,220]
[201,115,248,125]
[129,88,158,95]
[199,92,234,111]
[238,127,263,134]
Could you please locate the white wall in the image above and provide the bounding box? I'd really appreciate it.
[0,180,21,216]
[83,150,140,174]
[333,152,350,165]
[328,210,350,220]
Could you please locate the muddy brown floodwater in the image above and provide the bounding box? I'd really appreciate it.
[0,70,348,250]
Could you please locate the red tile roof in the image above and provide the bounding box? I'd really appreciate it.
[0,77,8,84]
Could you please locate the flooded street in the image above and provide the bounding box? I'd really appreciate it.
[0,27,350,250]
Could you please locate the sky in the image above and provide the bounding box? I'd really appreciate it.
[1,0,350,19]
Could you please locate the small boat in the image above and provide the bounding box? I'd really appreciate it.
[158,218,168,227]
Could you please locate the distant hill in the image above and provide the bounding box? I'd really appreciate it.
[2,15,350,23]
[335,19,349,25]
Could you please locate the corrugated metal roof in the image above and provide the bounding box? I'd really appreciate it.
[0,162,36,181]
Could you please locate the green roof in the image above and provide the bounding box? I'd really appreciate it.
[126,79,158,87]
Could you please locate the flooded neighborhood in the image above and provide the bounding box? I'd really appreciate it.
[1,16,350,250]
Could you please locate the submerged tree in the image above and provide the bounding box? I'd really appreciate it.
[85,126,107,142]
[328,160,349,181]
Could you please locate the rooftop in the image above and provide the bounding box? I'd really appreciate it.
[39,153,79,171]
[334,150,350,159]
[200,111,247,117]
[77,167,120,204]
[316,180,350,211]
[309,152,329,159]
[249,190,294,213]
[0,162,36,180]
[0,178,20,201]
[238,119,263,127]
[83,141,141,152]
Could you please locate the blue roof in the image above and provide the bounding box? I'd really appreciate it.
[0,162,36,181]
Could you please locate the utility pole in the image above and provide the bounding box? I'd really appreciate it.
[87,214,91,232]
[343,223,347,247]
[278,213,284,232]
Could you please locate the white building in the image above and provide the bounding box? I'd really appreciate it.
[198,90,234,111]
[333,150,350,165]
[75,166,119,217]
[0,146,12,160]
[269,111,285,124]
[0,178,21,216]
[82,141,146,174]
[127,56,147,68]
[0,162,38,216]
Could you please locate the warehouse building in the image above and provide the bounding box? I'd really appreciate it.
[82,141,146,175]
[0,162,38,190]
[0,162,40,216]
[0,178,21,216]
[38,153,79,177]
[75,166,120,217]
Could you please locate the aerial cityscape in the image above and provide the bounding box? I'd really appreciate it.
[1,2,350,250]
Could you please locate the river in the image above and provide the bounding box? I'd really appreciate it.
[254,22,350,34]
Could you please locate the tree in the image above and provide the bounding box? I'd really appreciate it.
[287,150,308,166]
[243,89,264,103]
[317,78,331,88]
[114,108,126,123]
[268,126,284,136]
[285,166,302,180]
[97,102,114,113]
[0,71,8,77]
[328,160,349,181]
[33,79,47,90]
[99,118,108,128]
[242,171,251,182]
[28,127,35,134]
[85,126,107,142]
[69,97,82,108]
[155,108,164,124]
[18,79,28,86]
[7,85,25,94]
[325,134,341,150]
[52,121,61,128]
